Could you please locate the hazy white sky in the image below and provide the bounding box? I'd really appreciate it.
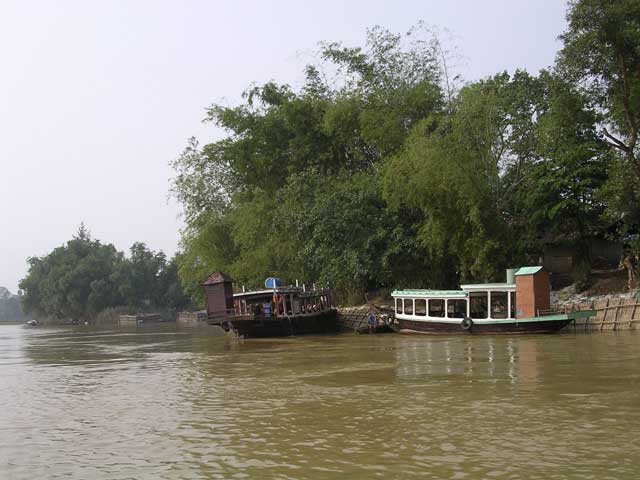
[0,0,568,292]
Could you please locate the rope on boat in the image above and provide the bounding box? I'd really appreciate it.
[287,316,294,336]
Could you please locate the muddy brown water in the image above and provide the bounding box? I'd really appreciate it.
[1,324,639,479]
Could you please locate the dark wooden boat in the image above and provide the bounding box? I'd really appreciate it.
[203,272,338,339]
[391,266,596,335]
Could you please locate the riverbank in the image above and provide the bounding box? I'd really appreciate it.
[557,293,640,332]
[548,269,640,331]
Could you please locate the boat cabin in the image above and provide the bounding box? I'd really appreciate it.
[203,272,332,324]
[231,286,332,318]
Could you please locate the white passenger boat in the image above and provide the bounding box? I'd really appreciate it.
[391,266,595,334]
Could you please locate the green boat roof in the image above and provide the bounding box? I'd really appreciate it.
[391,289,467,298]
[514,266,543,276]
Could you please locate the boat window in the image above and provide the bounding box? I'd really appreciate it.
[470,292,488,319]
[428,299,445,317]
[491,291,508,319]
[510,291,516,318]
[404,298,414,315]
[415,299,427,316]
[447,299,467,318]
[395,298,402,314]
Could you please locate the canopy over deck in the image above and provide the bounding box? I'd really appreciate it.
[233,286,330,299]
[391,289,467,298]
[460,283,516,292]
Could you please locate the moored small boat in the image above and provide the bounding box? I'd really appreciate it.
[391,266,595,335]
[202,272,338,338]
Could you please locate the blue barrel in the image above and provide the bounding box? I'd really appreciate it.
[265,277,283,289]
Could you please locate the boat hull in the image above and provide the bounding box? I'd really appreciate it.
[211,309,339,338]
[394,317,574,335]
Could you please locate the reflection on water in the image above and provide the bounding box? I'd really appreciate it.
[1,324,639,479]
[395,337,542,383]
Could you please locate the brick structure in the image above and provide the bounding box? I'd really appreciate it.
[203,271,235,321]
[515,266,550,318]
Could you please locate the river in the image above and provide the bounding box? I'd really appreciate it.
[0,324,639,479]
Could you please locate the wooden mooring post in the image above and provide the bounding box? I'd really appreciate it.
[600,298,609,331]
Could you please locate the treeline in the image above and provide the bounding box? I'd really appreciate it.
[169,0,639,302]
[19,224,192,322]
[0,287,29,322]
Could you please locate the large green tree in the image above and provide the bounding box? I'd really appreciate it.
[172,26,446,300]
[384,70,610,283]
[509,72,609,255]
[20,225,125,320]
[383,72,543,283]
[558,0,640,228]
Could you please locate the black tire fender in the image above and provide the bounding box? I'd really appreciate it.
[461,317,473,331]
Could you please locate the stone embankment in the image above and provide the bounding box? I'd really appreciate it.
[337,305,394,333]
[553,286,640,332]
[177,310,207,324]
